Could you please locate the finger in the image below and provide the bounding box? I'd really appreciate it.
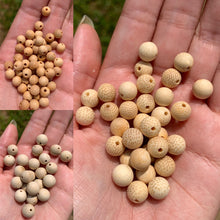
[74,24,102,110]
[18,110,52,145]
[152,0,204,74]
[94,0,164,87]
[0,123,18,173]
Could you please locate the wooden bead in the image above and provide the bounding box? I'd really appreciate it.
[15,43,25,53]
[171,101,191,121]
[35,31,43,37]
[39,76,49,86]
[118,81,137,100]
[37,188,50,202]
[133,113,149,129]
[17,83,27,94]
[24,47,33,57]
[34,179,43,189]
[14,53,23,61]
[4,155,15,166]
[15,189,27,203]
[139,42,158,62]
[81,89,99,108]
[36,134,48,146]
[42,6,51,16]
[60,150,72,163]
[134,61,153,77]
[167,134,186,155]
[25,30,35,39]
[40,87,50,97]
[161,68,182,88]
[35,36,44,46]
[154,87,174,107]
[7,144,18,156]
[14,60,23,71]
[17,35,26,44]
[4,61,13,70]
[25,39,34,48]
[5,69,15,79]
[46,44,52,52]
[155,156,175,177]
[54,66,62,77]
[34,21,44,31]
[28,158,40,170]
[54,57,63,67]
[21,170,35,183]
[44,61,54,69]
[35,167,47,179]
[136,94,155,113]
[32,144,43,157]
[30,85,40,96]
[33,46,39,54]
[50,144,62,156]
[19,99,30,110]
[29,55,38,62]
[36,67,45,77]
[22,59,30,68]
[76,106,95,126]
[38,61,44,68]
[47,81,56,92]
[45,33,55,43]
[136,74,155,94]
[27,181,40,196]
[39,97,49,107]
[119,101,138,120]
[21,78,29,85]
[119,149,131,165]
[16,154,29,166]
[14,165,25,177]
[174,52,193,72]
[151,107,171,126]
[56,43,66,53]
[54,29,63,39]
[22,68,32,79]
[38,45,48,56]
[43,174,56,188]
[11,176,23,189]
[46,162,58,174]
[98,83,116,102]
[136,165,156,184]
[122,128,143,149]
[192,79,213,99]
[110,117,129,136]
[105,136,125,156]
[45,68,55,79]
[100,102,119,121]
[50,41,58,50]
[29,75,39,85]
[39,153,50,165]
[158,127,168,139]
[46,51,56,61]
[22,204,35,218]
[30,99,39,110]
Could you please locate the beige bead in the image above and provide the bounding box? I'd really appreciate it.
[47,81,56,92]
[32,144,43,157]
[118,81,137,100]
[43,174,56,188]
[106,136,125,156]
[14,165,25,177]
[29,75,39,85]
[16,71,23,77]
[155,156,175,177]
[30,85,40,96]
[22,68,32,79]
[44,61,54,69]
[36,133,47,143]
[37,188,50,202]
[17,35,26,44]
[119,101,138,120]
[50,144,62,156]
[34,21,44,31]
[4,61,13,70]
[46,162,58,174]
[35,36,44,46]
[14,60,23,71]
[17,83,27,94]
[15,43,25,53]
[12,76,21,87]
[54,29,63,39]
[136,94,155,113]
[33,46,39,54]
[147,136,168,158]
[81,89,99,108]
[134,61,153,77]
[140,116,161,138]
[39,153,50,165]
[167,134,186,155]
[14,53,23,61]
[38,54,46,61]
[34,179,43,189]
[15,189,27,203]
[154,87,174,107]
[112,164,134,187]
[127,181,148,203]
[110,117,129,136]
[36,67,45,77]
[19,100,30,110]
[25,39,34,48]
[35,167,47,179]
[27,181,40,196]
[54,57,63,67]
[5,69,15,79]
[22,204,35,218]
[30,99,39,110]
[35,30,43,37]
[23,59,30,68]
[174,52,193,72]
[7,144,18,156]
[26,196,38,206]
[21,170,35,183]
[133,113,149,130]
[28,158,40,170]
[100,102,119,121]
[148,177,170,200]
[4,155,15,166]
[60,150,72,163]
[39,98,49,107]
[29,61,39,70]
[25,30,35,39]
[75,106,95,126]
[56,43,66,53]
[119,149,131,165]
[46,51,56,61]
[192,79,213,99]
[158,128,168,139]
[50,41,58,50]
[16,154,29,166]
[40,87,50,97]
[171,101,191,121]
[54,66,62,77]
[136,74,155,94]
[122,128,143,149]
[130,148,151,171]
[45,33,55,43]
[139,41,158,62]
[24,47,33,57]
[136,165,156,184]
[161,68,182,88]
[29,55,38,62]
[38,45,48,56]
[42,6,51,16]
[11,176,23,189]
[98,83,116,102]
[151,107,171,126]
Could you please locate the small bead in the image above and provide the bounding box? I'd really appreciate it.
[54,58,63,67]
[19,99,30,110]
[22,204,35,218]
[39,76,49,86]
[7,144,18,156]
[32,144,43,157]
[39,153,50,165]
[33,46,39,54]
[22,59,30,68]
[171,101,191,121]
[36,67,45,77]
[136,165,156,184]
[119,101,138,120]
[21,170,35,183]
[45,68,55,79]
[27,181,40,196]
[119,149,131,165]
[167,134,186,155]
[38,45,48,56]
[17,35,26,44]
[110,117,130,136]
[35,31,43,37]
[60,150,72,163]
[139,41,158,62]
[25,39,34,48]
[41,6,51,16]
[81,89,99,108]
[37,188,50,202]
[134,61,153,77]
[100,102,119,121]
[98,83,116,102]
[122,128,143,149]
[174,52,193,72]
[136,94,155,113]
[35,167,47,179]
[161,68,182,88]
[158,127,168,139]
[30,99,39,110]
[34,21,44,31]
[105,136,125,156]
[151,107,171,126]
[118,81,137,100]
[24,47,33,57]
[50,144,62,156]
[17,83,27,94]
[4,61,13,70]
[14,53,23,61]
[36,134,48,146]
[40,87,50,97]
[54,29,63,39]
[44,61,54,69]
[14,165,25,177]
[16,154,29,166]
[45,33,55,43]
[133,113,149,130]
[11,176,23,189]
[15,43,25,53]
[46,162,58,174]
[76,106,95,126]
[50,41,58,50]
[39,98,49,107]
[56,43,66,53]
[192,79,213,99]
[15,189,27,203]
[47,81,56,92]
[29,75,39,85]
[4,155,15,166]
[29,55,38,62]
[43,174,56,188]
[26,196,38,206]
[14,60,23,71]
[30,85,40,96]
[54,66,62,77]
[154,87,174,107]
[154,156,175,177]
[22,68,32,79]
[28,158,40,170]
[5,69,15,79]
[136,74,155,94]
[46,51,56,61]
[25,30,35,39]
[35,36,44,46]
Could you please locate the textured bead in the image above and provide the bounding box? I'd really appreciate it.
[56,43,66,53]
[4,61,13,70]
[40,87,50,97]
[151,107,171,126]
[136,94,155,113]
[54,29,63,39]
[47,81,56,92]
[34,21,44,31]
[154,87,174,107]
[25,30,35,39]
[39,153,50,165]
[161,68,182,88]
[22,204,35,218]
[14,61,23,71]
[50,144,62,156]
[158,127,168,139]
[28,158,40,170]
[5,69,15,79]
[27,181,40,196]
[43,174,56,188]
[4,155,15,166]
[15,43,25,53]
[17,83,27,94]
[54,58,63,67]
[60,151,72,162]
[119,101,138,120]
[39,98,49,107]
[21,170,35,183]
[30,85,40,96]
[134,61,153,77]
[139,42,158,62]
[17,35,26,44]
[119,149,131,165]
[106,136,125,156]
[19,99,30,110]
[11,176,23,189]
[110,117,129,136]
[171,101,191,121]
[174,52,193,72]
[42,6,51,16]
[7,144,18,156]
[133,113,149,129]
[136,165,156,184]
[16,154,29,166]
[37,188,50,202]
[155,156,175,177]
[98,83,116,102]
[36,134,48,146]
[54,67,62,77]
[81,89,99,108]
[136,74,155,94]
[100,102,119,121]
[15,189,27,203]
[46,162,58,174]
[45,33,55,43]
[192,79,213,99]
[32,145,43,157]
[76,106,95,126]
[122,128,143,149]
[118,81,137,100]
[167,134,186,155]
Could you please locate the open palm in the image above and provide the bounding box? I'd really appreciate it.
[0,110,73,220]
[74,0,220,219]
[0,0,73,110]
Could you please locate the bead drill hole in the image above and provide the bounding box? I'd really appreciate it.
[106,105,110,108]
[182,104,186,107]
[86,92,89,96]
[176,80,179,83]
[158,148,163,152]
[45,160,47,162]
[30,209,32,211]
[44,89,47,92]
[164,112,168,115]
[146,106,149,109]
[115,141,119,145]
[149,79,153,83]
[151,127,155,130]
[138,67,141,71]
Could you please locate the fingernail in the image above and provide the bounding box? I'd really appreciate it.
[9,119,17,128]
[79,15,94,29]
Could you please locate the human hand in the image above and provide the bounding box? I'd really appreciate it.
[74,0,220,219]
[0,110,73,220]
[0,0,73,110]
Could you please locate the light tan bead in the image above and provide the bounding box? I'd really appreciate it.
[34,21,44,31]
[32,145,43,157]
[21,78,29,85]
[17,83,27,94]
[151,107,171,126]
[136,94,155,113]
[29,55,38,62]
[139,42,158,62]
[24,47,33,57]
[147,136,168,158]
[46,51,56,61]
[119,149,132,165]
[15,43,25,53]
[122,128,143,149]
[15,189,27,203]
[40,87,50,97]
[46,44,52,52]
[22,68,32,79]
[130,148,151,171]
[155,156,175,177]
[14,60,23,71]
[100,102,119,121]
[44,61,54,69]
[36,67,45,77]
[98,83,116,102]
[54,29,63,39]
[27,181,40,196]
[171,101,191,121]
[30,85,40,96]
[133,113,149,129]
[167,134,186,155]
[76,106,95,126]
[140,116,161,138]
[11,176,23,189]
[5,69,15,79]
[26,196,38,206]
[174,52,193,72]
[21,170,35,183]
[106,136,125,156]
[39,98,49,107]
[39,153,50,165]
[38,45,48,56]
[16,71,23,77]
[60,150,72,163]
[29,75,38,85]
[118,81,137,100]
[161,68,182,88]
[154,87,174,107]
[136,74,155,94]
[45,33,55,43]
[30,99,39,110]
[50,41,58,50]
[38,61,44,68]
[46,162,58,174]
[25,30,35,39]
[34,94,40,100]
[127,181,148,203]
[37,188,50,202]
[7,144,18,156]
[50,144,62,156]
[16,154,29,166]
[110,117,129,136]
[54,57,63,67]
[36,134,48,145]
[17,35,26,44]
[34,179,43,189]
[22,204,35,218]
[134,61,153,77]
[119,101,138,120]
[54,66,62,77]
[38,76,49,87]
[14,53,23,61]
[47,81,56,92]
[23,59,30,68]
[42,6,51,16]
[56,43,66,53]
[81,89,99,108]
[35,30,43,37]
[14,165,25,177]
[35,167,47,179]
[25,39,34,48]
[4,155,15,166]
[192,79,213,99]
[4,61,13,70]
[136,165,156,184]
[158,128,168,139]
[112,164,134,187]
[19,100,30,110]
[45,68,55,79]
[33,46,39,54]
[148,177,170,200]
[43,174,56,188]
[35,36,44,46]
[28,158,40,170]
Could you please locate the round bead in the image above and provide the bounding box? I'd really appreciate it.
[148,177,170,200]
[50,41,58,50]
[40,87,50,97]
[161,68,182,88]
[34,21,44,30]
[174,52,193,72]
[56,43,66,53]
[39,153,50,165]
[22,204,35,218]
[167,134,186,155]
[38,45,48,56]
[34,179,43,189]
[98,83,116,102]
[151,107,171,126]
[192,79,213,99]
[136,74,155,94]
[54,67,62,77]
[134,61,153,77]
[23,59,30,68]
[47,81,56,92]
[4,61,13,70]
[110,117,129,136]
[60,150,72,162]
[133,113,149,129]
[46,51,56,61]
[11,176,23,189]
[118,81,137,100]
[119,101,138,120]
[17,35,26,44]
[16,154,29,166]
[45,33,55,43]
[136,165,156,184]
[122,128,143,149]
[45,68,55,79]
[29,61,39,70]
[35,31,43,37]
[15,189,27,203]
[136,94,155,113]
[32,144,43,157]
[14,60,23,71]
[12,76,22,87]
[112,164,134,187]
[100,102,119,121]
[7,144,18,156]
[54,29,63,39]
[43,174,56,188]
[20,170,35,183]
[155,156,175,177]
[14,53,23,61]
[35,167,47,179]
[39,98,49,107]
[29,75,39,85]
[15,43,25,53]
[25,30,35,39]
[19,99,29,110]
[25,39,34,48]
[42,6,51,16]
[75,106,95,126]
[36,67,45,77]
[37,188,50,202]
[28,158,40,170]
[35,36,44,46]
[23,91,32,102]
[139,41,158,62]
[158,127,168,139]
[46,162,58,174]
[154,87,174,107]
[5,69,15,79]
[171,101,191,121]
[106,136,125,156]
[27,181,40,196]
[36,134,48,146]
[30,85,40,96]
[50,144,62,156]
[119,149,131,165]
[26,196,38,206]
[81,89,99,107]
[18,83,27,93]
[30,99,39,110]
[127,181,148,203]
[44,61,54,69]
[54,58,63,67]
[22,68,32,79]
[14,165,25,177]
[24,47,33,56]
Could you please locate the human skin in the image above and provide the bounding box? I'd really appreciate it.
[0,0,73,110]
[74,0,220,219]
[0,110,73,220]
